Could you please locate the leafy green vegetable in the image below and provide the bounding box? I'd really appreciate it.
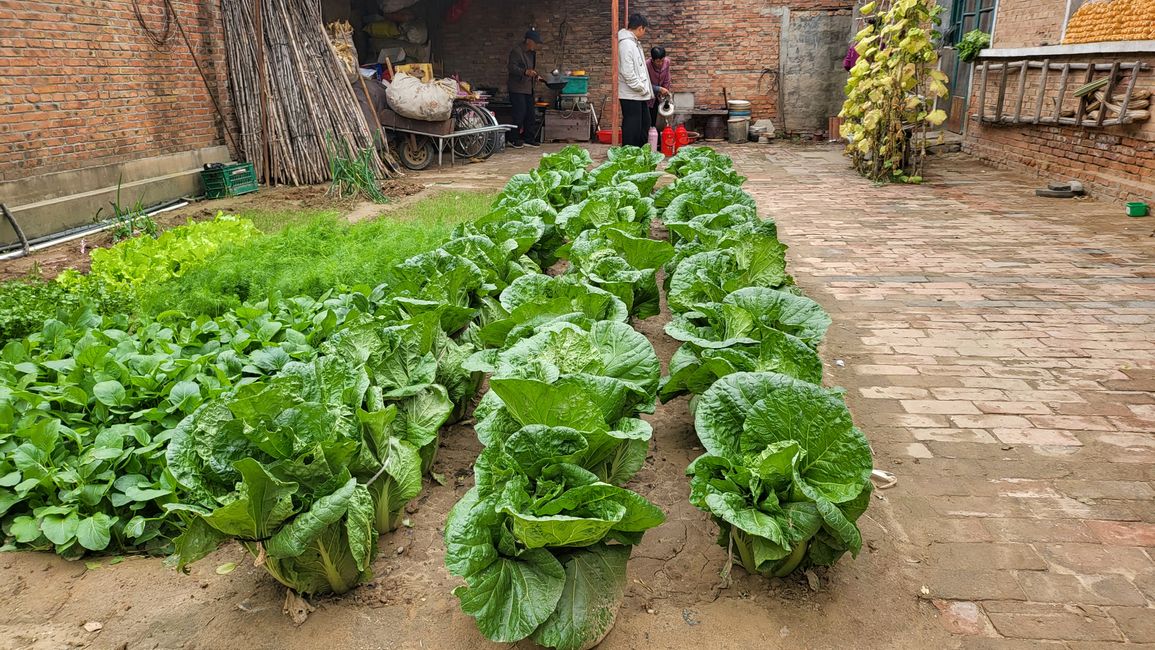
[446,438,661,646]
[688,372,873,576]
[63,215,260,292]
[0,292,353,555]
[136,195,490,318]
[660,327,823,402]
[666,225,790,313]
[568,227,674,320]
[666,287,832,351]
[477,274,629,350]
[167,330,452,594]
[556,183,657,241]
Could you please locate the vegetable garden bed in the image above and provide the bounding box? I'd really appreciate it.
[0,145,876,648]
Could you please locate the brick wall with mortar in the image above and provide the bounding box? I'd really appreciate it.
[991,0,1067,48]
[962,53,1155,203]
[434,0,853,132]
[0,0,231,182]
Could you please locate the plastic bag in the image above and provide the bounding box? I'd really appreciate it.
[386,72,456,121]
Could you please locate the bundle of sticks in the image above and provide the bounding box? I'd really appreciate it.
[222,0,394,185]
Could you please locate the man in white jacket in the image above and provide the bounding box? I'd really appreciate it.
[617,14,653,148]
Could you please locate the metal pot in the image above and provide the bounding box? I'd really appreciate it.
[658,97,675,117]
[542,73,569,91]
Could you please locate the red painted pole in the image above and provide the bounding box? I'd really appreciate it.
[611,0,619,146]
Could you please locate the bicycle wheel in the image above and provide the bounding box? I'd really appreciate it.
[479,110,502,160]
[452,103,490,159]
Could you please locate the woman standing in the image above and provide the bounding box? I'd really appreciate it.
[647,46,672,131]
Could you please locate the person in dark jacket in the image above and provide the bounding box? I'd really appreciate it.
[508,29,543,148]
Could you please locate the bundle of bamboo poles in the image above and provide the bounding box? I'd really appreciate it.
[222,0,394,185]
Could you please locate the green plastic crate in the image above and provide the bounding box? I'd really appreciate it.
[561,76,588,95]
[201,163,259,199]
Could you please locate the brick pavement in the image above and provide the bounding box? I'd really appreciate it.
[735,144,1155,647]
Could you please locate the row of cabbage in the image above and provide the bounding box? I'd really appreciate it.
[444,147,675,650]
[166,147,676,598]
[655,148,875,578]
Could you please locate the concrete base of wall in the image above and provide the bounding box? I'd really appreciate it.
[1,146,232,246]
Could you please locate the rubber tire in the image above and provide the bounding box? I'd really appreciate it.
[452,103,490,159]
[399,136,435,171]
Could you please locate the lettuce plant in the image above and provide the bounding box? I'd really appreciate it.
[445,434,663,649]
[666,226,790,313]
[556,183,658,241]
[567,226,674,320]
[467,320,659,485]
[477,274,629,350]
[167,332,452,595]
[688,372,872,577]
[663,146,742,179]
[590,145,665,195]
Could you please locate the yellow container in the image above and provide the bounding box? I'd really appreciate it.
[395,63,434,82]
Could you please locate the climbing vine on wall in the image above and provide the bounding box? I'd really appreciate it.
[839,0,949,183]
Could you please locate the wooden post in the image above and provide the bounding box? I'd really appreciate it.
[995,62,1009,122]
[1053,63,1070,124]
[1113,62,1141,126]
[611,0,619,146]
[1013,61,1029,123]
[255,0,269,183]
[1032,59,1050,124]
[1073,65,1095,125]
[1096,60,1120,127]
[977,60,989,123]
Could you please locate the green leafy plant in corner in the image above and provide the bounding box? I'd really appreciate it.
[99,177,157,242]
[957,29,990,63]
[328,139,388,204]
[839,0,950,183]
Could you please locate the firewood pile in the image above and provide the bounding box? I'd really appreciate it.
[222,0,392,185]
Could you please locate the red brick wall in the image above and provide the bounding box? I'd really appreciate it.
[992,0,1068,48]
[962,54,1155,203]
[434,0,853,127]
[0,0,231,181]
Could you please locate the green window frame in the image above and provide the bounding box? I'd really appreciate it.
[949,0,997,45]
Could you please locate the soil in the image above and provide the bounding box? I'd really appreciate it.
[0,144,951,649]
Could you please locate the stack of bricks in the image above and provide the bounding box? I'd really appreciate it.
[0,1,231,182]
[435,0,852,128]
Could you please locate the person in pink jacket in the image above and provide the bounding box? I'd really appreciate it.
[647,46,671,129]
[844,16,879,71]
